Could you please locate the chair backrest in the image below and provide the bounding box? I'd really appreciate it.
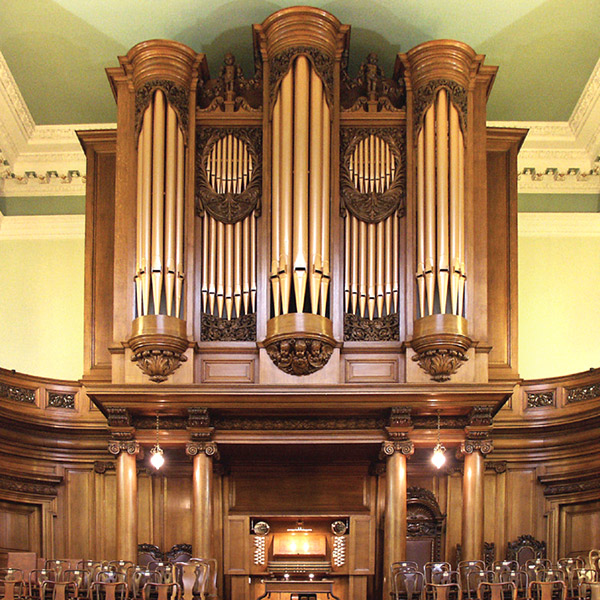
[425,562,452,584]
[492,561,518,575]
[458,563,486,591]
[580,581,600,600]
[43,581,78,600]
[175,563,208,600]
[130,569,161,598]
[44,562,71,580]
[392,562,420,573]
[466,571,493,595]
[575,568,597,584]
[141,582,180,600]
[96,570,126,585]
[477,582,516,600]
[0,570,26,600]
[425,582,461,600]
[498,570,528,591]
[529,579,566,600]
[61,571,90,593]
[29,569,57,597]
[90,581,128,600]
[393,570,424,600]
[189,559,217,599]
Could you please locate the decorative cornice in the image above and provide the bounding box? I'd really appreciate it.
[519,213,600,237]
[0,215,85,240]
[212,416,385,430]
[0,473,60,497]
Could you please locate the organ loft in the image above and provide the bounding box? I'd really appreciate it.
[2,6,600,600]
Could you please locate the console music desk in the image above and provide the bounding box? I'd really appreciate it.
[257,580,341,600]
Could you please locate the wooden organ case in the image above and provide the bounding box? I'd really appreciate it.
[79,6,525,600]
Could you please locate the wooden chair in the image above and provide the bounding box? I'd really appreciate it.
[477,581,516,600]
[579,581,600,600]
[90,581,128,600]
[61,570,91,599]
[589,552,600,580]
[493,562,519,578]
[0,569,25,600]
[498,570,529,599]
[128,568,160,599]
[141,582,180,600]
[44,562,72,581]
[464,571,494,600]
[42,581,78,600]
[424,582,462,600]
[175,563,208,600]
[29,569,57,600]
[528,580,567,600]
[392,569,424,600]
[425,563,453,584]
[188,559,217,600]
[458,562,486,598]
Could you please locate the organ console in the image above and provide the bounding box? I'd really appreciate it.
[75,5,525,599]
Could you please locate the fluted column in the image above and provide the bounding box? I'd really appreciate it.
[186,441,219,559]
[108,440,140,562]
[460,407,493,561]
[381,437,414,599]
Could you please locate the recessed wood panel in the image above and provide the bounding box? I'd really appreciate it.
[201,359,255,383]
[345,358,398,383]
[0,500,40,553]
[163,476,192,549]
[560,500,600,557]
[348,515,374,573]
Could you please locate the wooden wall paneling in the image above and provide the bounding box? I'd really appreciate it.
[95,471,117,560]
[486,129,526,382]
[348,515,374,574]
[151,475,165,550]
[0,500,42,558]
[213,472,224,593]
[444,472,463,563]
[163,475,193,550]
[504,468,545,548]
[77,131,117,383]
[64,469,93,559]
[344,356,399,383]
[137,473,154,546]
[559,500,600,559]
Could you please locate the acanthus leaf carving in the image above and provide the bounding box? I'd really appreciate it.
[200,313,256,342]
[412,348,468,382]
[344,312,399,341]
[130,348,188,383]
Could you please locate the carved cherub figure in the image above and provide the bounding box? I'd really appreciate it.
[220,52,243,101]
[359,52,383,100]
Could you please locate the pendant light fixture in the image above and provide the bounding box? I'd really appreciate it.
[431,410,446,469]
[150,413,165,470]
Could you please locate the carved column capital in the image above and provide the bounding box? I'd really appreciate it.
[108,440,140,456]
[460,438,494,455]
[186,441,219,459]
[380,438,414,459]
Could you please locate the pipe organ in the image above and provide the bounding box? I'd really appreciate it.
[81,6,523,600]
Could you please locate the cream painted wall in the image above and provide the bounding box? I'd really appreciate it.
[0,237,84,381]
[518,214,600,380]
[0,215,599,382]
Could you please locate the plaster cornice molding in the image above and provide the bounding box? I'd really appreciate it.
[569,56,600,157]
[0,214,85,240]
[519,213,600,237]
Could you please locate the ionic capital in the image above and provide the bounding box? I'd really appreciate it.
[108,440,140,456]
[460,438,493,456]
[186,441,219,459]
[380,438,414,459]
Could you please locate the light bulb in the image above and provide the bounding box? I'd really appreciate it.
[431,444,446,469]
[150,446,164,469]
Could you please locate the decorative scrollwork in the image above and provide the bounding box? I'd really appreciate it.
[131,348,187,383]
[460,438,494,455]
[380,438,414,458]
[135,80,189,144]
[185,441,219,459]
[344,312,399,341]
[526,390,555,409]
[47,392,75,409]
[506,535,546,561]
[195,127,262,224]
[412,348,467,382]
[566,383,600,403]
[0,382,36,404]
[200,312,256,341]
[340,127,406,224]
[265,337,334,376]
[269,46,334,108]
[414,79,467,140]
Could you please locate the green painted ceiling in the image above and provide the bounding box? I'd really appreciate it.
[1,0,599,125]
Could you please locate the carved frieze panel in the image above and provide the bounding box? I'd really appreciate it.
[413,78,467,139]
[200,313,256,342]
[344,313,399,341]
[566,383,600,404]
[0,382,36,404]
[0,474,60,497]
[526,390,555,409]
[212,416,385,430]
[47,392,76,410]
[340,127,406,224]
[195,127,262,224]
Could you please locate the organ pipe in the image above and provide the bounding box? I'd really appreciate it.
[415,89,466,319]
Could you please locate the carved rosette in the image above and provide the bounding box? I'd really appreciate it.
[195,127,262,224]
[128,315,189,383]
[108,440,140,456]
[340,128,405,224]
[185,441,219,459]
[380,438,414,457]
[264,313,337,376]
[411,314,472,382]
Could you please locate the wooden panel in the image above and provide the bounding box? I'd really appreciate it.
[137,473,154,544]
[444,474,462,564]
[504,469,544,545]
[348,515,374,574]
[486,129,526,381]
[0,500,40,554]
[201,358,255,383]
[65,469,93,559]
[163,475,193,549]
[229,466,370,513]
[226,516,249,574]
[78,130,116,383]
[345,358,398,383]
[560,500,600,557]
[96,471,117,560]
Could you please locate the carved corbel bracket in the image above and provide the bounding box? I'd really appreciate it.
[108,440,140,456]
[187,407,214,441]
[385,407,413,440]
[185,441,220,460]
[461,405,493,455]
[128,315,189,383]
[380,437,414,459]
[411,314,472,382]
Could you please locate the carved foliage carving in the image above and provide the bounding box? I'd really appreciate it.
[212,416,385,430]
[412,348,467,382]
[0,474,59,497]
[566,383,600,404]
[265,338,334,376]
[47,392,75,409]
[0,382,36,404]
[135,80,189,144]
[340,127,406,224]
[468,406,493,428]
[195,127,262,224]
[526,390,555,409]
[414,79,467,139]
[270,47,334,107]
[543,477,600,497]
[131,348,187,383]
[200,313,256,342]
[341,52,406,112]
[344,312,399,341]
